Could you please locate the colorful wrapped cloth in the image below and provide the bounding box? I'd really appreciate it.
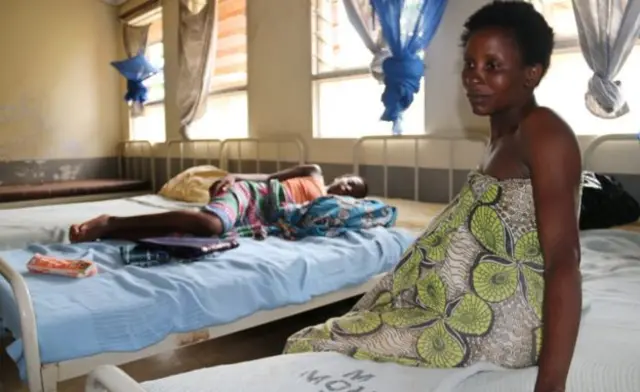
[265,195,398,240]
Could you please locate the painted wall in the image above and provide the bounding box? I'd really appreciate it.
[246,0,639,171]
[1,0,635,198]
[141,0,638,201]
[0,0,123,184]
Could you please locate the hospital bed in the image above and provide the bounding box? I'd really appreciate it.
[353,133,489,232]
[0,133,492,392]
[0,141,156,210]
[582,133,640,232]
[0,137,304,250]
[84,133,640,392]
[85,229,640,392]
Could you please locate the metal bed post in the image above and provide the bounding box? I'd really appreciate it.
[352,133,489,202]
[582,133,640,171]
[118,141,156,191]
[165,139,223,178]
[219,137,307,173]
[85,365,146,392]
[0,258,44,392]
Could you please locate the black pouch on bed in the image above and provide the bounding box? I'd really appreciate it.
[137,237,239,259]
[580,171,640,230]
[120,237,239,267]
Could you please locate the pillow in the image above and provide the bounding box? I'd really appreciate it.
[159,165,228,203]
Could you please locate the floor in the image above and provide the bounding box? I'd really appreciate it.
[1,297,358,392]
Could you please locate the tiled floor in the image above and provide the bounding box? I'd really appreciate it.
[1,297,358,392]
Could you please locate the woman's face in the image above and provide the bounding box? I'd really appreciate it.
[461,27,535,116]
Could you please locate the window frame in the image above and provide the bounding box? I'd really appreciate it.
[191,0,249,140]
[533,1,640,138]
[142,40,166,106]
[310,0,427,139]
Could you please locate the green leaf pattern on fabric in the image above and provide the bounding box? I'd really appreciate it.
[283,172,546,370]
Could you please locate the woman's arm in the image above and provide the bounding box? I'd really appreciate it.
[522,108,582,392]
[230,164,322,182]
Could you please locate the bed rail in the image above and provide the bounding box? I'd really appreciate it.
[85,365,145,392]
[165,138,223,179]
[0,257,42,392]
[582,133,640,171]
[118,141,156,191]
[219,137,307,172]
[352,133,489,201]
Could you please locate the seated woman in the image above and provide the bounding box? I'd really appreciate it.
[69,165,368,242]
[284,2,582,392]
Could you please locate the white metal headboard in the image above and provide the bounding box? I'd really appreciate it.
[165,137,307,179]
[219,137,307,172]
[582,133,639,171]
[118,140,156,190]
[352,133,489,201]
[165,138,223,179]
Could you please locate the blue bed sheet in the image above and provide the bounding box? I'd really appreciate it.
[0,227,415,378]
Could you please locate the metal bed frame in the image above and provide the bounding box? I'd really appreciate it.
[164,136,307,178]
[352,133,490,202]
[582,133,640,171]
[0,141,157,210]
[118,140,156,192]
[0,136,345,392]
[82,133,494,392]
[83,132,640,392]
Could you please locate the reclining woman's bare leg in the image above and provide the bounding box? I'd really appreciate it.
[69,210,224,243]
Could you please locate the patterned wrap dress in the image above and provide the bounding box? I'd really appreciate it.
[284,171,546,369]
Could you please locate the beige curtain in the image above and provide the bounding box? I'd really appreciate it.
[177,0,218,139]
[122,24,151,116]
[123,24,150,57]
[342,0,387,81]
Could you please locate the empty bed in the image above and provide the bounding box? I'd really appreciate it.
[87,229,640,392]
[0,226,415,392]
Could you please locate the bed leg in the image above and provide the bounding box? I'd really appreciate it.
[85,365,146,392]
[42,365,59,392]
[0,256,43,392]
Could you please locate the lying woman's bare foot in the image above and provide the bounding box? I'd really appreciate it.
[69,215,111,243]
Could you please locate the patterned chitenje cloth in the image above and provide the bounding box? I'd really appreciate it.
[266,195,398,240]
[202,180,287,235]
[284,171,545,369]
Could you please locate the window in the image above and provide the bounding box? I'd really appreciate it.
[130,14,166,142]
[130,103,166,143]
[311,0,425,138]
[530,0,578,48]
[190,0,249,140]
[144,18,165,104]
[533,0,640,135]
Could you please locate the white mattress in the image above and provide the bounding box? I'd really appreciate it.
[0,195,442,250]
[377,197,446,232]
[136,229,640,392]
[0,195,201,250]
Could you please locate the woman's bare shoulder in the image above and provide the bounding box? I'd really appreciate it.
[520,106,579,151]
[518,106,581,176]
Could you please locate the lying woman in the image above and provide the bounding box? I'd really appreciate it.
[69,165,368,242]
[284,2,582,392]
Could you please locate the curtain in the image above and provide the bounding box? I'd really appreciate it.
[177,0,218,139]
[342,0,389,81]
[342,0,447,134]
[123,24,150,58]
[572,0,640,118]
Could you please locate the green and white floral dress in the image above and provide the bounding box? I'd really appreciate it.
[284,171,545,369]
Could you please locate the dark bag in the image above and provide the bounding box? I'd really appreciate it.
[579,171,640,230]
[137,236,239,259]
[120,237,240,267]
